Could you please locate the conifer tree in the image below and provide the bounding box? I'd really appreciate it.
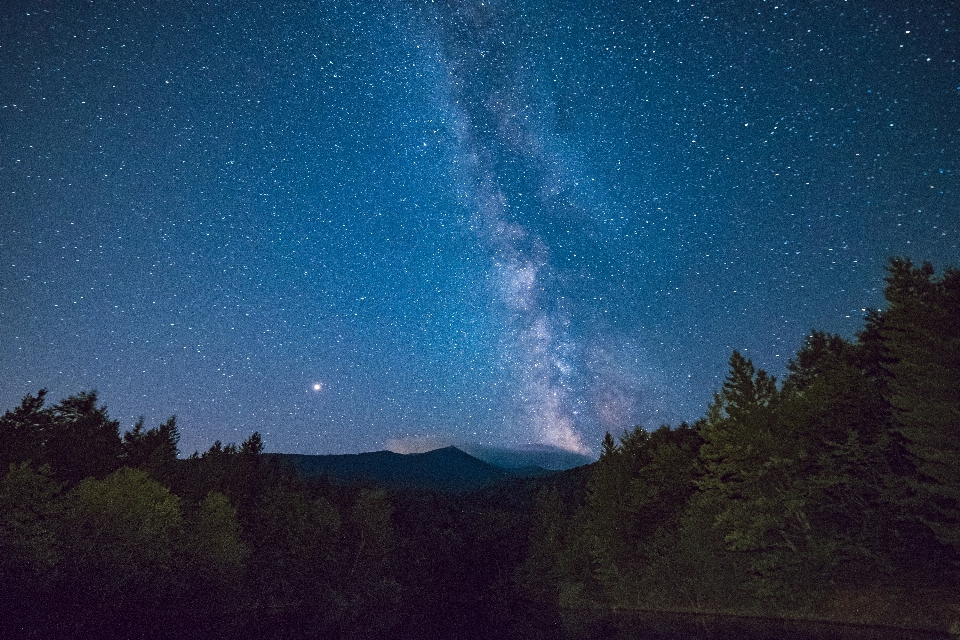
[0,390,52,470]
[123,416,180,482]
[45,391,123,484]
[882,259,960,555]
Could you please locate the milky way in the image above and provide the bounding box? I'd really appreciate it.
[422,0,593,451]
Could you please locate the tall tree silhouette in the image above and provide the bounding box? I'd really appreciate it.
[0,390,51,470]
[123,416,180,482]
[45,391,122,484]
[882,259,960,556]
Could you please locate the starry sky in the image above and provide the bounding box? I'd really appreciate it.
[1,0,957,456]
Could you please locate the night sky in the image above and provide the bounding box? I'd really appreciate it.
[1,0,957,457]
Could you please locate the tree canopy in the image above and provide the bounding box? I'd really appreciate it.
[1,256,958,638]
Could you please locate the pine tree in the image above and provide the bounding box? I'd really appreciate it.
[122,416,180,481]
[0,390,52,471]
[44,392,123,484]
[881,259,960,555]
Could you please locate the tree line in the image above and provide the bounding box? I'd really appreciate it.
[0,393,401,639]
[1,257,958,637]
[0,392,558,639]
[520,258,960,632]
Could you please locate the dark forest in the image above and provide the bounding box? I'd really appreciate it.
[2,257,958,639]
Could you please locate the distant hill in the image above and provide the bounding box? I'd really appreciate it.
[460,443,595,471]
[267,446,557,493]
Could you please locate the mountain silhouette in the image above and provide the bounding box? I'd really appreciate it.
[461,443,595,470]
[269,446,555,493]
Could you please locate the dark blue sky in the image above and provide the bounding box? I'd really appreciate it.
[1,0,957,456]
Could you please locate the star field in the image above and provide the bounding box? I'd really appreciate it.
[1,0,957,455]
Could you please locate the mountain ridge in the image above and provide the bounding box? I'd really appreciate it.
[267,445,559,493]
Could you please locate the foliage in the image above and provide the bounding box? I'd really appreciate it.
[881,259,960,555]
[522,256,960,627]
[0,463,63,593]
[1,256,958,637]
[123,416,180,482]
